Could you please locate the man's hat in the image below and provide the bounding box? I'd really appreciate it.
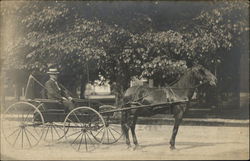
[47,68,59,74]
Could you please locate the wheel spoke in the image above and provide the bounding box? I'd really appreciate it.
[23,129,32,148]
[51,125,54,142]
[73,111,82,126]
[78,133,84,151]
[26,128,39,141]
[44,126,50,140]
[3,102,45,150]
[84,133,88,152]
[100,129,106,142]
[67,118,80,128]
[66,130,82,138]
[64,107,105,152]
[23,110,33,123]
[108,128,117,141]
[94,127,104,137]
[52,125,61,138]
[107,128,109,143]
[21,129,24,148]
[55,124,64,131]
[63,122,70,134]
[7,128,20,138]
[109,126,121,135]
[13,129,21,146]
[86,132,94,145]
[33,126,41,136]
[71,132,82,145]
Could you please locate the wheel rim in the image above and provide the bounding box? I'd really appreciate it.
[93,122,123,144]
[93,105,122,144]
[63,106,106,152]
[2,102,45,149]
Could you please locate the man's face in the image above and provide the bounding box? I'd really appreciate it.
[50,74,58,80]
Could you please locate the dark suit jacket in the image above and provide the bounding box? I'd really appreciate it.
[45,79,69,100]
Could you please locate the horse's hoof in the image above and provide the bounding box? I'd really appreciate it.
[125,145,132,150]
[122,145,131,151]
[170,146,176,150]
[133,145,143,151]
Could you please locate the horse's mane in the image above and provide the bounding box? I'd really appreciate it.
[172,67,197,89]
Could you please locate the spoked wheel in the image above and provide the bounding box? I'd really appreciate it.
[94,105,123,144]
[1,102,45,149]
[63,107,106,152]
[36,103,70,144]
[43,122,70,144]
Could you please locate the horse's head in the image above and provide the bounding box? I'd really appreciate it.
[191,65,217,87]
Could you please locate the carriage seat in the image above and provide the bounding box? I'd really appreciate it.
[31,99,65,113]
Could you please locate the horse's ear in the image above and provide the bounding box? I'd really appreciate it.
[191,66,205,79]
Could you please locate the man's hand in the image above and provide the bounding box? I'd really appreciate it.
[62,97,67,101]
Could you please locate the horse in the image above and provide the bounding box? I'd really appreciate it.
[121,65,217,150]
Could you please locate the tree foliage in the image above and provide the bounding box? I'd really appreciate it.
[2,1,249,101]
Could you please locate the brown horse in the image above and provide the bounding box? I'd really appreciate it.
[121,65,217,150]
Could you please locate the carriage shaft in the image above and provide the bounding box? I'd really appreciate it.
[100,100,188,114]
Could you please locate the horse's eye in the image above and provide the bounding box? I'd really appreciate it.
[199,69,205,75]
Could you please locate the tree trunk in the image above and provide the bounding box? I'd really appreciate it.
[80,78,87,99]
[0,73,5,109]
[15,84,21,101]
[115,76,130,107]
[115,83,124,106]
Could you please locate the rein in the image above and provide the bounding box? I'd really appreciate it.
[165,80,208,90]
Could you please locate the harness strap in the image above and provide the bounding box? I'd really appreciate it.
[128,80,208,105]
[164,80,208,89]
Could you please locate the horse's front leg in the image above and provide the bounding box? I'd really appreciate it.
[130,115,139,149]
[122,124,131,148]
[169,105,187,149]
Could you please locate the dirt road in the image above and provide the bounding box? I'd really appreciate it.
[1,125,249,160]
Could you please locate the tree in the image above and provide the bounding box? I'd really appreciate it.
[127,1,249,87]
[2,1,104,98]
[2,1,248,104]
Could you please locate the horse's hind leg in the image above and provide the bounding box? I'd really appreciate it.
[121,111,131,148]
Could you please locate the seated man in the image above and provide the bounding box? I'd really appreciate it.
[45,68,75,112]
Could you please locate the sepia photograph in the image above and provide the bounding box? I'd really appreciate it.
[0,0,249,160]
